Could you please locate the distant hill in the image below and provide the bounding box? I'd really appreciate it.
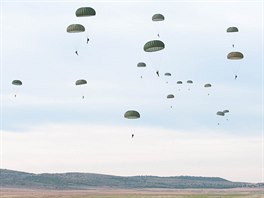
[0,169,261,190]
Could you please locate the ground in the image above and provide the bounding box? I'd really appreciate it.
[0,188,263,198]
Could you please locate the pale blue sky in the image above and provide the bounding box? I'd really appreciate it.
[1,1,263,183]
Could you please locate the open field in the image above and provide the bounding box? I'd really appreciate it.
[1,188,263,198]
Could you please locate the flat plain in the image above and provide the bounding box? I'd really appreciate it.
[1,188,263,198]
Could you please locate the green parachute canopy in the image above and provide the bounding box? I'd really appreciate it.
[124,110,140,119]
[227,27,238,33]
[223,110,229,113]
[75,79,87,85]
[144,40,165,52]
[187,80,193,84]
[217,111,225,116]
[227,51,244,60]
[167,94,174,99]
[177,81,182,84]
[67,24,85,33]
[152,14,165,21]
[164,73,171,76]
[12,80,22,86]
[204,83,212,88]
[137,62,146,67]
[76,7,96,17]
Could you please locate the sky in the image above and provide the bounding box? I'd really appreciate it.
[0,0,263,183]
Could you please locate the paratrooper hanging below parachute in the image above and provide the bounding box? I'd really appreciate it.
[12,80,22,97]
[75,79,87,99]
[152,13,165,38]
[227,26,238,48]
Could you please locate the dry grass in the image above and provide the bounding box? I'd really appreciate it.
[0,188,263,198]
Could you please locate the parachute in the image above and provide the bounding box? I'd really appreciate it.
[137,62,146,67]
[12,80,22,97]
[67,24,86,54]
[137,62,146,79]
[216,111,225,116]
[164,73,171,83]
[152,13,164,37]
[176,81,183,91]
[167,94,174,108]
[186,80,193,91]
[76,7,96,17]
[204,83,212,95]
[67,24,85,33]
[227,51,244,60]
[124,110,140,119]
[216,111,225,125]
[152,14,165,21]
[227,26,239,50]
[75,79,87,85]
[144,40,165,52]
[177,81,182,84]
[167,94,174,99]
[12,80,22,86]
[124,110,140,138]
[223,110,230,121]
[227,51,244,79]
[75,79,87,99]
[227,27,238,33]
[75,7,96,46]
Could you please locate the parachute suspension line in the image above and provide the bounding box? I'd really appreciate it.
[137,62,146,79]
[75,7,96,46]
[227,26,238,50]
[75,79,87,99]
[167,94,174,109]
[12,80,22,98]
[204,83,212,96]
[143,55,158,76]
[233,62,243,80]
[124,110,140,140]
[152,14,164,38]
[66,24,86,54]
[227,51,244,80]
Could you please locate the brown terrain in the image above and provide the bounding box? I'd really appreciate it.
[0,188,263,198]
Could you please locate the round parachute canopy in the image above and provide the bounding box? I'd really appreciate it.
[12,80,22,86]
[167,94,174,99]
[137,62,146,67]
[152,14,165,21]
[75,79,87,85]
[144,40,165,52]
[76,7,96,17]
[67,24,85,33]
[164,73,171,76]
[227,27,238,33]
[223,110,229,113]
[227,51,244,60]
[216,111,225,116]
[204,83,212,88]
[187,80,193,84]
[177,81,183,84]
[124,110,140,119]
